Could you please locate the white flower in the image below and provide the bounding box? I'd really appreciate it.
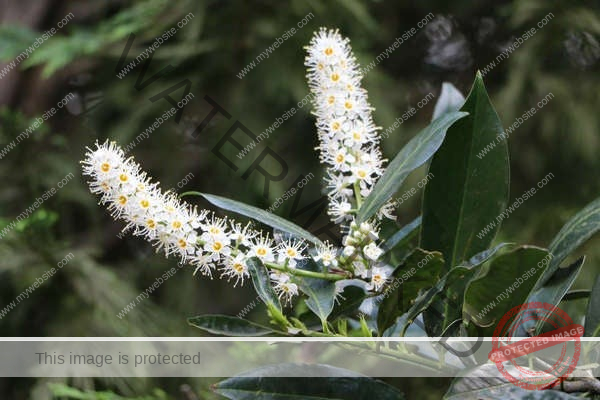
[353,261,368,279]
[220,254,249,287]
[377,200,397,221]
[342,245,356,257]
[328,199,352,223]
[270,272,299,304]
[276,239,307,268]
[314,242,338,267]
[363,242,383,261]
[169,231,198,261]
[251,235,275,262]
[200,215,229,241]
[81,141,264,276]
[192,253,216,278]
[368,267,389,291]
[343,235,359,246]
[328,148,355,172]
[349,163,375,185]
[324,172,352,200]
[81,140,124,184]
[203,235,231,262]
[306,28,394,224]
[230,222,256,247]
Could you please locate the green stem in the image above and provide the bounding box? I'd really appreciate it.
[265,262,347,281]
[343,342,459,374]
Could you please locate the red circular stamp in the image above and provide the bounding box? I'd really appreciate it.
[488,302,583,390]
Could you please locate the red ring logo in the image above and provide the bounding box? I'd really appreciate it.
[489,302,582,390]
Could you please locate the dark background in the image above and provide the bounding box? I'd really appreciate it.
[0,0,599,398]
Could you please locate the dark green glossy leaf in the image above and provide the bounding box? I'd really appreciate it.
[296,259,336,324]
[357,111,468,222]
[300,280,369,329]
[188,314,276,336]
[463,246,549,336]
[246,257,281,311]
[377,249,444,334]
[329,280,369,320]
[585,275,600,336]
[382,244,505,337]
[432,82,466,120]
[511,257,585,337]
[192,192,324,246]
[214,363,405,400]
[534,197,600,291]
[534,256,585,313]
[382,216,421,253]
[424,243,513,336]
[420,73,510,269]
[382,279,444,337]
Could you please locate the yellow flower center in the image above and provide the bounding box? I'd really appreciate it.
[256,247,267,257]
[140,199,150,208]
[119,174,128,182]
[357,170,367,179]
[100,163,110,172]
[353,132,361,140]
[233,263,245,273]
[331,73,340,82]
[328,95,335,104]
[373,274,382,283]
[335,154,345,163]
[118,195,128,205]
[332,122,340,131]
[286,249,297,257]
[209,227,220,235]
[172,221,182,229]
[317,62,325,70]
[147,219,156,229]
[324,47,333,56]
[101,183,110,191]
[344,101,353,109]
[178,239,187,248]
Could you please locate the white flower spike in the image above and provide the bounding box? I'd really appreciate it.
[305,28,393,223]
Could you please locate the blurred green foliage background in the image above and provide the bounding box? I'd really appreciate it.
[0,0,598,398]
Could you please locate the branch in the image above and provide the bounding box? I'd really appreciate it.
[551,378,600,394]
